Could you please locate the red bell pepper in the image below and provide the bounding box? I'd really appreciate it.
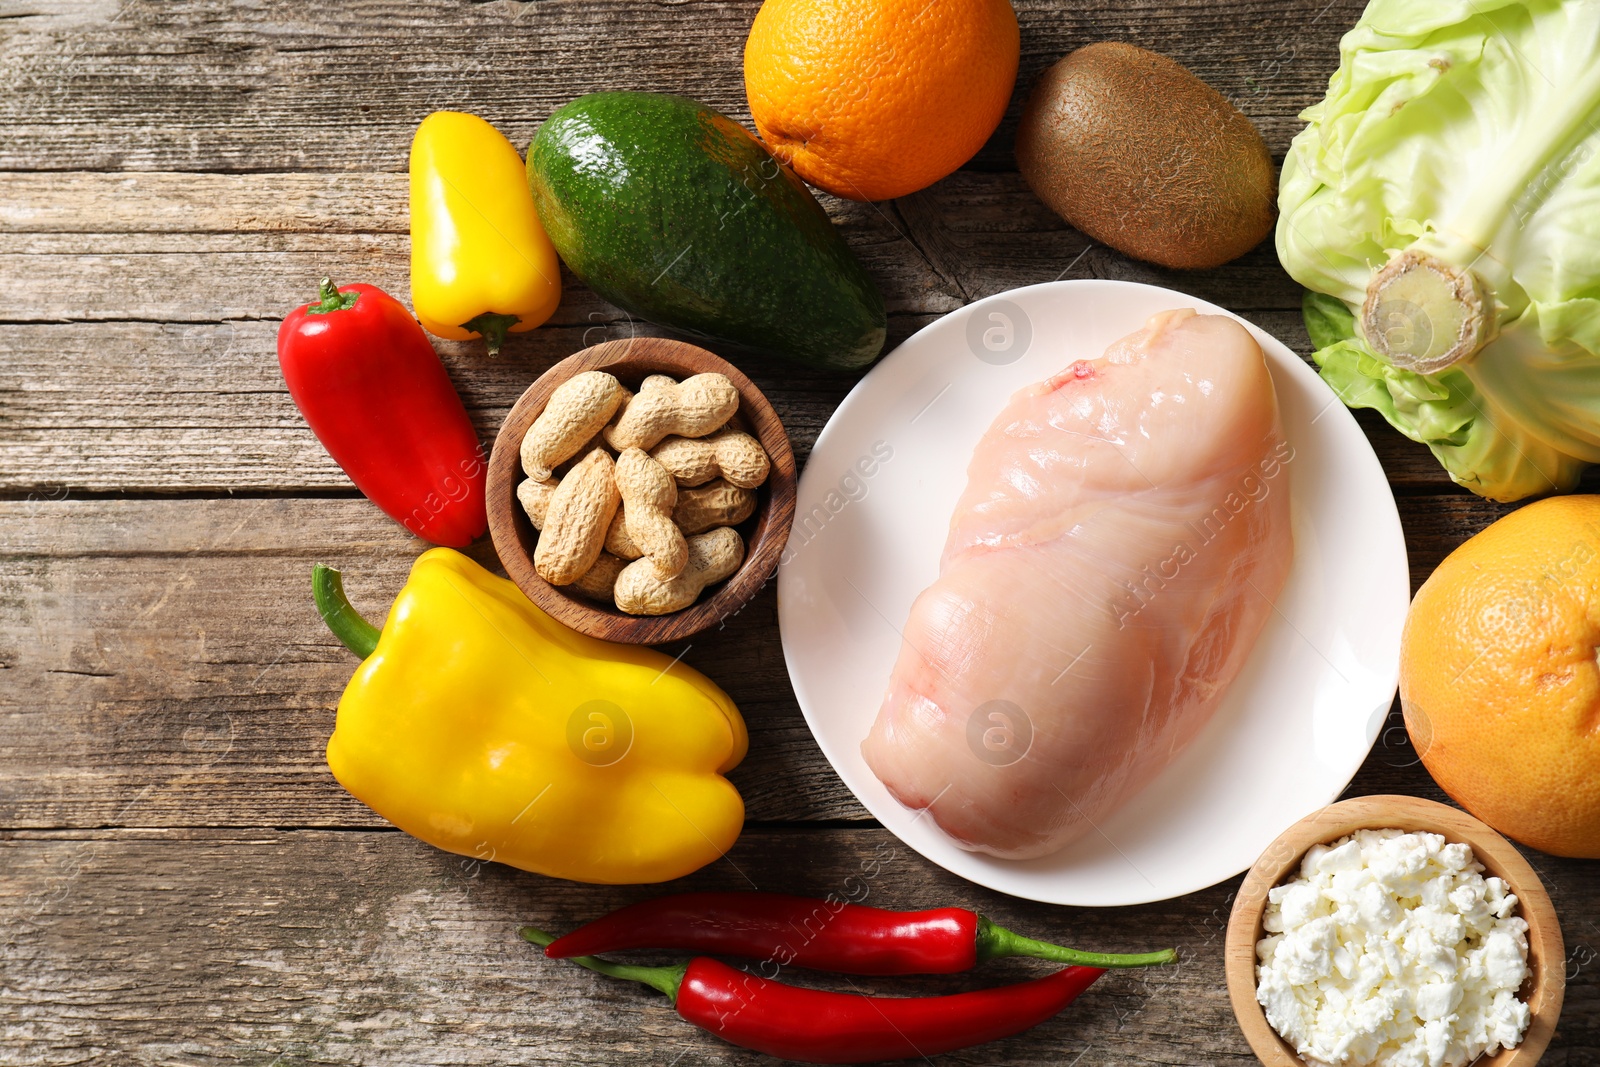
[277,278,487,547]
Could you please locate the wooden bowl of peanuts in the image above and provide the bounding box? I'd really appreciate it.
[486,337,796,644]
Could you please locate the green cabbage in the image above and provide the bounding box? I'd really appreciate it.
[1278,0,1600,500]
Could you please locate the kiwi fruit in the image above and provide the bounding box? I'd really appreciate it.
[1015,42,1275,270]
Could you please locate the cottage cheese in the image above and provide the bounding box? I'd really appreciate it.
[1255,829,1531,1067]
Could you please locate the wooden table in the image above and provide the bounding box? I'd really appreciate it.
[2,2,1595,1063]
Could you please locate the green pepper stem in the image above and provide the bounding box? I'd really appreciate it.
[518,927,687,1003]
[312,563,381,659]
[307,277,360,315]
[460,311,521,356]
[974,916,1177,969]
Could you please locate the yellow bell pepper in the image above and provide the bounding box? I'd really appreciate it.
[409,111,562,354]
[312,548,747,884]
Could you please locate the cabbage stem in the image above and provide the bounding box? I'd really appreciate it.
[1361,250,1492,374]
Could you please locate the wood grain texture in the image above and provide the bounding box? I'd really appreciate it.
[0,171,1303,320]
[3,0,1597,1063]
[0,0,1365,173]
[0,315,1473,494]
[0,169,1463,494]
[4,825,1594,1067]
[0,317,876,494]
[1225,796,1567,1067]
[0,316,1462,502]
[0,497,852,829]
[0,826,1246,1066]
[0,493,1539,833]
[486,338,797,644]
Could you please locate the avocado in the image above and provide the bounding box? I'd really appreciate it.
[527,92,886,371]
[1015,42,1275,270]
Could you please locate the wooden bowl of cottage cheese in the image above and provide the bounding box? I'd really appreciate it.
[1225,795,1564,1067]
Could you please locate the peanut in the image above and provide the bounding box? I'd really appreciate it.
[613,448,688,579]
[598,383,633,438]
[521,371,627,482]
[552,427,606,479]
[516,476,557,528]
[651,428,770,489]
[674,479,756,535]
[614,527,744,615]
[553,382,630,477]
[604,509,642,560]
[605,373,739,451]
[570,552,627,602]
[534,448,620,586]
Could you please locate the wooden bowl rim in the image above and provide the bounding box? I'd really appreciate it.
[1224,795,1565,1067]
[486,337,796,645]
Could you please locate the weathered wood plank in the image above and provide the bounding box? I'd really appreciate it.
[0,498,859,828]
[0,493,1506,579]
[0,172,411,233]
[0,217,950,321]
[6,2,1597,1065]
[0,0,1364,173]
[0,493,1522,831]
[0,310,1461,495]
[4,826,1592,1066]
[0,318,872,493]
[0,171,1300,322]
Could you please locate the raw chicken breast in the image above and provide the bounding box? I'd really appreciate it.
[861,309,1293,860]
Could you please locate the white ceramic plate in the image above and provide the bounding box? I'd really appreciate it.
[777,280,1409,907]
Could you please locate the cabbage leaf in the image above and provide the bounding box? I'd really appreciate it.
[1279,0,1600,500]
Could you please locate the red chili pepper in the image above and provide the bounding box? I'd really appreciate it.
[519,927,1104,1064]
[543,891,1175,974]
[277,278,486,547]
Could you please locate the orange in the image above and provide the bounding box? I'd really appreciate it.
[1400,495,1600,858]
[743,0,1019,202]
